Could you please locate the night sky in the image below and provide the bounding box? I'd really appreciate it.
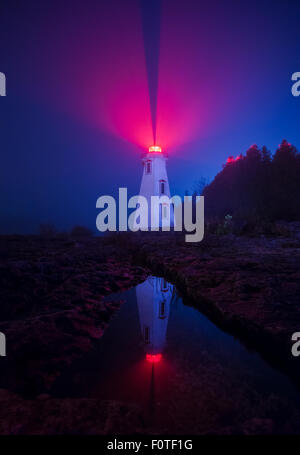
[1,0,300,233]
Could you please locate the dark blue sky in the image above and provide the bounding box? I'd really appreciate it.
[1,0,300,233]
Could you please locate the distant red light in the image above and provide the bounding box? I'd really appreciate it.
[226,155,241,164]
[149,145,162,153]
[146,353,162,363]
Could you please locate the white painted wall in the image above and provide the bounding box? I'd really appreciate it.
[133,151,174,229]
[136,276,173,356]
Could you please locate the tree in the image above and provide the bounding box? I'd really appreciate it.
[203,141,300,222]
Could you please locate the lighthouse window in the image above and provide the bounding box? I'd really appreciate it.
[161,278,168,291]
[144,326,150,343]
[159,300,166,319]
[160,180,166,194]
[145,161,152,174]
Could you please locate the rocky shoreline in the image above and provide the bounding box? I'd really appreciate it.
[130,230,300,385]
[0,236,148,394]
[0,228,300,434]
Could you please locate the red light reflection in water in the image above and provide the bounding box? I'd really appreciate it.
[92,355,172,408]
[146,353,162,363]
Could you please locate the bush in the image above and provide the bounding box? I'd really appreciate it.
[70,225,93,238]
[39,224,57,238]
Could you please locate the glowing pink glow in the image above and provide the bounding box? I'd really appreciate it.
[146,353,162,363]
[17,1,268,155]
[19,2,154,149]
[149,145,162,153]
[155,1,227,151]
[226,155,241,164]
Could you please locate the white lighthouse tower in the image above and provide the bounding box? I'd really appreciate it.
[136,276,173,362]
[133,146,174,230]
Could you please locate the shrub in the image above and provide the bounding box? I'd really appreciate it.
[70,225,93,238]
[39,224,57,238]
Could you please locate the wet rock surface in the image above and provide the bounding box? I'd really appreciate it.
[0,390,144,435]
[0,235,148,434]
[0,229,300,434]
[131,231,300,383]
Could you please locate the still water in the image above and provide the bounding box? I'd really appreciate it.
[55,276,300,433]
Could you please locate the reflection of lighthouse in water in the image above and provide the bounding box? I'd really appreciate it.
[136,276,173,362]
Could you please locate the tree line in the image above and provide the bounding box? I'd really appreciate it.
[202,140,300,221]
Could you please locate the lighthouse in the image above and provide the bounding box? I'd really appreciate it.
[136,276,173,362]
[133,145,174,230]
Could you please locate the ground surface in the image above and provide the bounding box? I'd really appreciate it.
[132,228,300,382]
[0,228,300,434]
